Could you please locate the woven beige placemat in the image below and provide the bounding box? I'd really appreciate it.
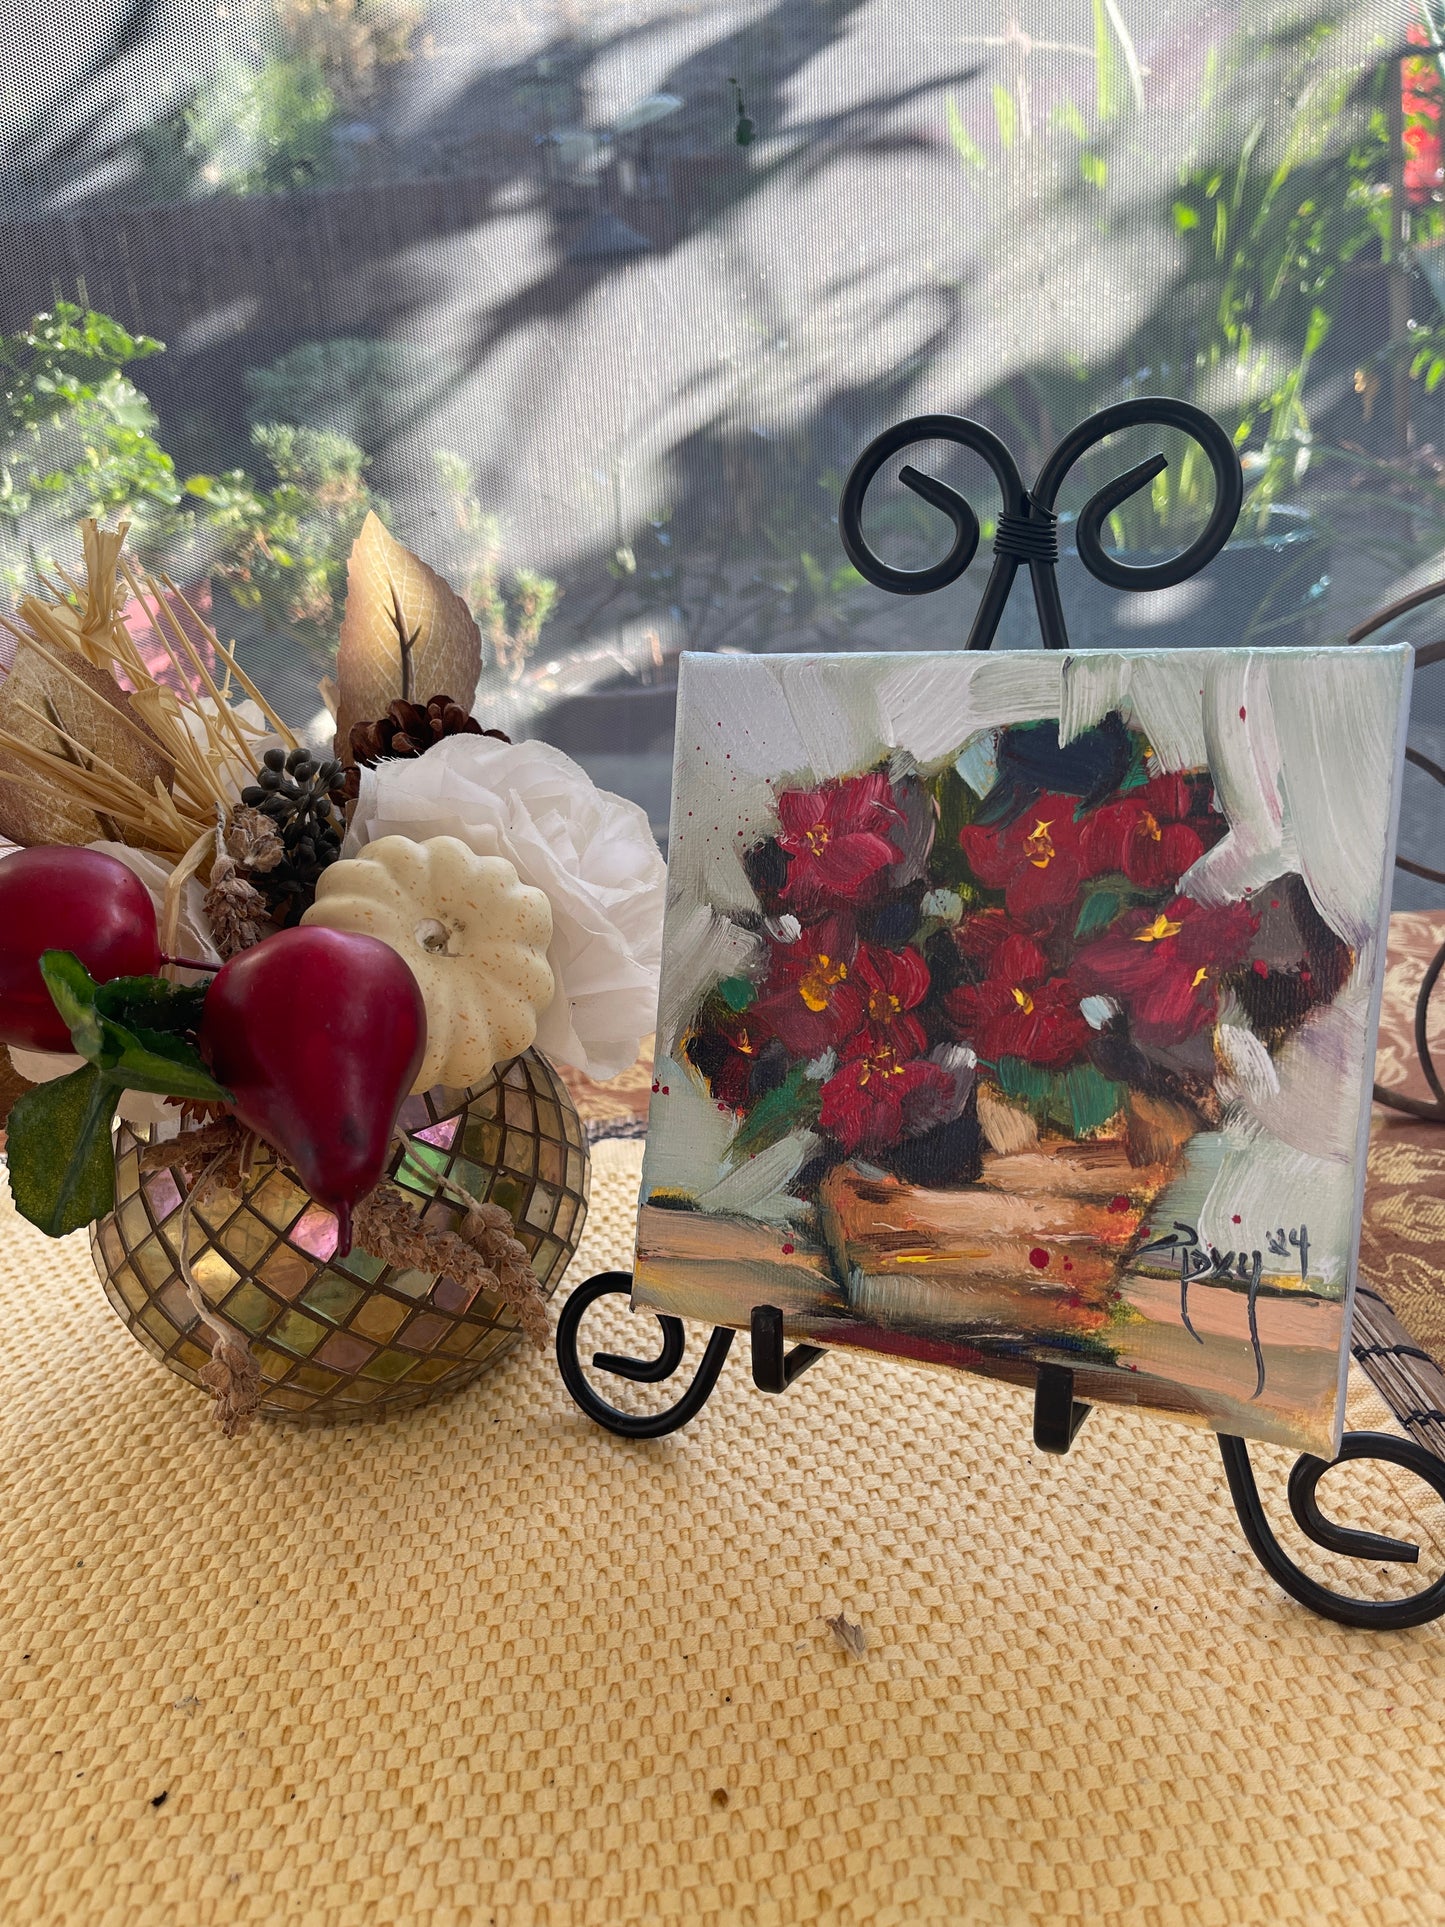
[1,1142,1444,1927]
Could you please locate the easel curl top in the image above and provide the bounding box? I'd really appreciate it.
[837,397,1244,648]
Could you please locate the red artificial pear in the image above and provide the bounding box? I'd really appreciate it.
[0,846,162,1052]
[199,926,427,1255]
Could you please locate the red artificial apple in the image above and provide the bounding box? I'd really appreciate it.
[0,846,163,1052]
[198,926,427,1254]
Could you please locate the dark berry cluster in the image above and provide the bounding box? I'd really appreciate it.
[241,746,349,925]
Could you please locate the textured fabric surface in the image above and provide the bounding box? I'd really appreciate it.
[1366,913,1445,1363]
[2,1137,1445,1926]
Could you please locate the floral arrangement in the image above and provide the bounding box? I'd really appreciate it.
[682,716,1351,1187]
[0,512,664,1430]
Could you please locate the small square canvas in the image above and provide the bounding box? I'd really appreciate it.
[633,646,1413,1455]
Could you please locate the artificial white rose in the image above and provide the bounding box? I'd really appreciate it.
[346,736,665,1080]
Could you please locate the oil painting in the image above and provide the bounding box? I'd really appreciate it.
[632,647,1413,1454]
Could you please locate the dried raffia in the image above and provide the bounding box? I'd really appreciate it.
[0,520,298,860]
[202,804,279,958]
[352,1181,549,1348]
[173,1147,263,1437]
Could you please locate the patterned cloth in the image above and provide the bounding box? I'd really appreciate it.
[1364,912,1445,1363]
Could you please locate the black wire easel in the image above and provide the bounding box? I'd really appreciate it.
[557,398,1445,1632]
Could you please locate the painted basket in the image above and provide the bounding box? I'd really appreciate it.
[91,1050,589,1422]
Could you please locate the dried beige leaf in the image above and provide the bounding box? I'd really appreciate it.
[0,634,173,847]
[824,1613,868,1659]
[334,512,481,760]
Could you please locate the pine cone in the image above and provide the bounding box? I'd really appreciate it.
[345,696,509,797]
[239,746,349,925]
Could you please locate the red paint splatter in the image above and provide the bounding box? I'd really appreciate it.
[662,1085,670,1095]
[1270,899,1279,908]
[1239,705,1247,720]
[1029,1247,1050,1269]
[1253,959,1269,976]
[1108,1194,1131,1214]
[1301,966,1312,984]
[781,1242,795,1255]
[1063,1260,1073,1272]
[652,1080,660,1093]
[1232,1214,1242,1224]
[717,1101,729,1111]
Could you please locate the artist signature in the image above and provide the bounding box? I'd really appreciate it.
[1135,1221,1311,1402]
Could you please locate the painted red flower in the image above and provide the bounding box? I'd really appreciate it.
[1071,893,1260,1045]
[851,943,931,1058]
[958,794,1085,923]
[690,1007,771,1109]
[819,1041,952,1156]
[944,928,1090,1069]
[776,771,902,906]
[1077,773,1225,890]
[953,906,1052,985]
[753,913,862,1057]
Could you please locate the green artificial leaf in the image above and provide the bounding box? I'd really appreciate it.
[718,976,757,1013]
[729,1066,821,1164]
[103,1026,231,1102]
[38,950,103,1059]
[6,1067,122,1236]
[94,974,209,1039]
[39,955,229,1100]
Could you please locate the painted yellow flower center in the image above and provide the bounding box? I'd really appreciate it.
[867,987,902,1022]
[1024,818,1056,868]
[1011,986,1036,1014]
[798,954,847,1012]
[857,1046,904,1086]
[1134,912,1184,943]
[1191,966,1209,990]
[1136,810,1161,842]
[802,821,830,856]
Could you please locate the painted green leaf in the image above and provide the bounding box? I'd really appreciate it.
[928,766,991,894]
[729,1066,821,1164]
[718,976,757,1013]
[6,1066,121,1237]
[1074,882,1134,938]
[995,1057,1056,1107]
[1062,1064,1124,1137]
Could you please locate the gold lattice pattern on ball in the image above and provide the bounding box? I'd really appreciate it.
[92,1051,589,1421]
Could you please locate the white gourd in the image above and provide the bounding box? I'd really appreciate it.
[302,835,554,1094]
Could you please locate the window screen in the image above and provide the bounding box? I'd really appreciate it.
[0,0,1437,901]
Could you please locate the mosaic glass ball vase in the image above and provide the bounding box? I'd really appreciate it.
[92,1051,589,1421]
